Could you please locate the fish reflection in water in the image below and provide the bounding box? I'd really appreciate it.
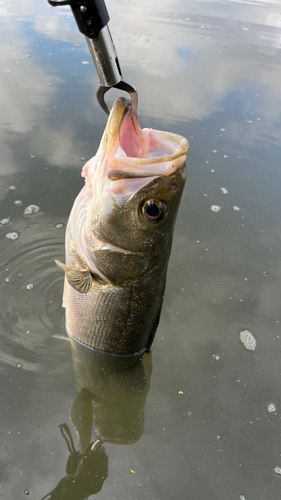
[42,338,152,499]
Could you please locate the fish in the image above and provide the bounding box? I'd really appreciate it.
[56,97,189,355]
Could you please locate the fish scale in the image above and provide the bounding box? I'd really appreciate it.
[66,264,166,355]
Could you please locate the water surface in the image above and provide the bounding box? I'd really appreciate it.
[1,0,281,498]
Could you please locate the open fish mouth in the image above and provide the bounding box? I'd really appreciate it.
[82,97,189,203]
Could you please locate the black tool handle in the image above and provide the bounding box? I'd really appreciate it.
[48,0,109,39]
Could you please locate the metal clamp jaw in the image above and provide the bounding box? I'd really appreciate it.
[48,0,137,116]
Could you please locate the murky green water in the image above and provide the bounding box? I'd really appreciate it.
[1,0,281,498]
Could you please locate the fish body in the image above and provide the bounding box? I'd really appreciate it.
[58,98,188,355]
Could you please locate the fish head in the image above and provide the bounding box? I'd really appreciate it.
[77,97,189,286]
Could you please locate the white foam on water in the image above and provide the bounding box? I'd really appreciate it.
[240,330,256,351]
[211,205,221,212]
[5,232,19,241]
[26,283,35,290]
[268,403,276,413]
[14,200,22,206]
[24,205,40,215]
[221,187,228,194]
[0,218,10,225]
[274,467,281,475]
[55,223,64,229]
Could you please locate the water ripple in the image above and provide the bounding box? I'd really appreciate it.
[0,215,67,372]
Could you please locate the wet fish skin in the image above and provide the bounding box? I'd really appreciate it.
[59,98,188,355]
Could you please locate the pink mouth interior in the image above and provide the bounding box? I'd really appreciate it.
[119,116,145,158]
[119,116,173,159]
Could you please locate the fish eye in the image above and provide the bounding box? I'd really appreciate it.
[141,200,167,223]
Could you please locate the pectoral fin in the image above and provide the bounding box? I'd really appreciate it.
[55,260,93,294]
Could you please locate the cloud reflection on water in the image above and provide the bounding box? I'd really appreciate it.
[0,0,280,187]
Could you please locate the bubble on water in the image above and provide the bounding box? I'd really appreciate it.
[242,27,249,31]
[268,403,276,413]
[212,150,218,153]
[211,205,221,212]
[213,354,220,360]
[240,330,256,351]
[210,169,215,173]
[274,467,281,475]
[240,496,246,500]
[82,61,90,65]
[14,200,22,206]
[55,223,64,229]
[5,231,19,240]
[233,206,240,211]
[223,155,228,158]
[26,283,35,290]
[8,185,17,191]
[0,218,10,225]
[24,205,40,215]
[80,157,86,161]
[5,277,10,283]
[246,120,253,124]
[220,128,226,132]
[221,187,228,194]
